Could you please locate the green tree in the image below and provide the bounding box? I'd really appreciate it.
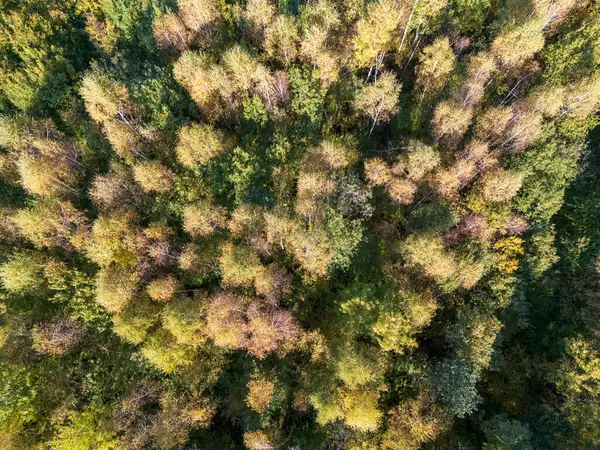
[430,357,482,418]
[0,250,46,294]
[482,415,533,450]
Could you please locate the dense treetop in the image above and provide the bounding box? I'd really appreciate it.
[0,0,599,448]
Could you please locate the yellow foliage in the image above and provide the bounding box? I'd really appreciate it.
[95,264,140,313]
[176,123,225,167]
[491,20,545,68]
[132,160,174,193]
[493,236,525,274]
[183,200,227,237]
[342,389,383,431]
[147,275,180,302]
[353,0,408,68]
[140,329,194,373]
[247,377,275,414]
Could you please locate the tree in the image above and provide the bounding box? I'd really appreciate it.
[244,430,274,450]
[373,311,418,353]
[205,291,249,350]
[253,263,292,302]
[161,293,207,347]
[11,199,87,250]
[563,71,600,119]
[176,123,225,167]
[32,317,83,355]
[402,285,439,328]
[132,160,174,193]
[51,406,122,450]
[147,275,180,302]
[342,389,383,431]
[228,204,267,248]
[433,141,494,200]
[95,264,140,313]
[275,211,363,278]
[353,0,408,70]
[431,101,473,144]
[448,306,501,371]
[309,383,344,425]
[219,242,263,288]
[354,71,401,134]
[264,15,300,65]
[246,303,301,358]
[149,392,217,449]
[152,12,192,53]
[144,222,177,267]
[182,200,228,237]
[295,141,358,220]
[449,0,492,34]
[89,165,144,211]
[178,0,223,40]
[475,106,514,142]
[500,106,543,152]
[365,157,393,187]
[430,357,482,418]
[86,213,145,267]
[140,328,194,373]
[16,137,82,198]
[446,213,492,244]
[404,234,456,281]
[336,344,385,388]
[382,391,450,449]
[555,338,600,446]
[247,376,275,414]
[300,10,341,85]
[242,0,275,44]
[457,52,497,107]
[534,0,581,30]
[173,51,220,118]
[80,69,144,163]
[393,140,441,181]
[0,251,46,294]
[481,169,523,203]
[482,414,533,450]
[221,45,272,97]
[178,242,219,277]
[112,296,161,344]
[527,84,566,117]
[491,21,545,68]
[415,37,456,101]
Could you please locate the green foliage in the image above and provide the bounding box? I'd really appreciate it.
[289,66,326,122]
[0,2,598,448]
[430,357,482,418]
[542,11,600,84]
[0,364,39,430]
[51,405,122,450]
[0,0,94,114]
[449,0,492,34]
[323,209,364,271]
[0,250,46,294]
[161,294,206,347]
[405,202,457,234]
[112,296,161,344]
[140,328,195,373]
[482,415,533,450]
[103,0,156,51]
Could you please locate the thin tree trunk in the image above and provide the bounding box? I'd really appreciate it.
[399,0,419,56]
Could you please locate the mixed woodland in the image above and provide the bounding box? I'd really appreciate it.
[0,0,600,448]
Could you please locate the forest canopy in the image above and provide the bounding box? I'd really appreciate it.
[0,0,599,449]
